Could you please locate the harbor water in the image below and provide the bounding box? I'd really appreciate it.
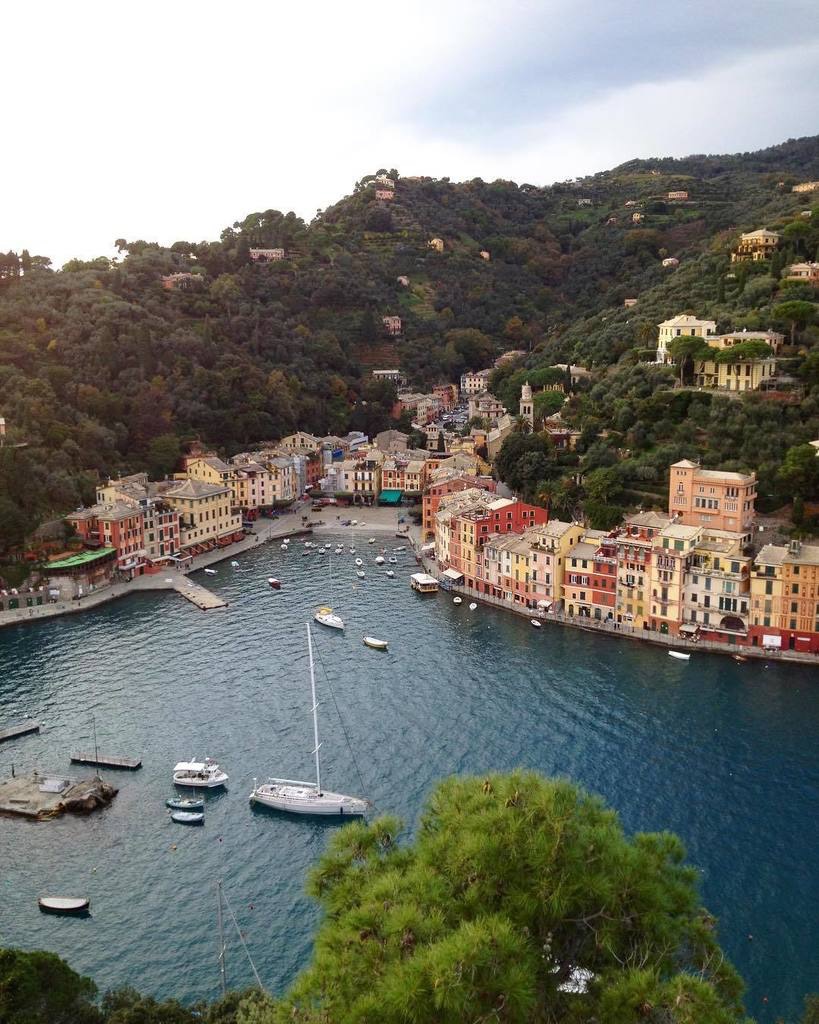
[1,533,818,1019]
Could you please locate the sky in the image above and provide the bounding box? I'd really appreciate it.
[3,0,819,268]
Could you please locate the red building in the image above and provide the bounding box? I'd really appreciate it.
[66,502,146,577]
[422,474,496,540]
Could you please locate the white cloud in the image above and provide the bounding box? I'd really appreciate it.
[1,1,816,266]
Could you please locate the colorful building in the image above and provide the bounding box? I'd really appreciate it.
[731,229,779,263]
[162,479,243,554]
[668,460,756,538]
[66,502,147,577]
[648,523,702,635]
[655,314,716,364]
[615,511,670,627]
[749,541,819,653]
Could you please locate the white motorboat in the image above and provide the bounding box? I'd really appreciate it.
[530,619,542,628]
[38,896,90,915]
[388,557,397,564]
[363,636,388,651]
[230,560,239,568]
[356,570,365,579]
[453,596,462,605]
[204,568,217,575]
[171,810,204,825]
[367,537,376,544]
[469,602,477,610]
[280,544,288,550]
[355,558,363,567]
[315,605,344,629]
[250,624,369,817]
[324,543,332,549]
[173,758,229,788]
[349,547,355,554]
[335,547,343,554]
[385,570,395,578]
[267,577,281,590]
[393,547,405,552]
[374,555,385,565]
[668,651,691,661]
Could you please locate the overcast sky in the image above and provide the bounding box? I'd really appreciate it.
[3,0,818,267]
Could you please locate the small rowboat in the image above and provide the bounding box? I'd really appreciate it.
[367,537,376,544]
[204,568,217,575]
[166,797,204,811]
[453,596,462,605]
[267,577,281,589]
[668,651,690,661]
[530,619,542,628]
[375,555,385,565]
[171,810,205,825]
[39,897,90,915]
[355,558,363,567]
[231,560,239,567]
[385,570,395,578]
[356,570,366,579]
[469,602,477,610]
[363,636,388,651]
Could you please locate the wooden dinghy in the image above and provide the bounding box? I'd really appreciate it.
[363,636,388,651]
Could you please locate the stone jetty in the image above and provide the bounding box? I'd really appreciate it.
[0,771,118,819]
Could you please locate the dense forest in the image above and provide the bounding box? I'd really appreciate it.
[1,135,819,547]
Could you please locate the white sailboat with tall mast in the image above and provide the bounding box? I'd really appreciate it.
[314,555,344,630]
[249,624,368,816]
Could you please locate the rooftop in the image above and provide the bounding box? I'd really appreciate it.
[164,479,229,499]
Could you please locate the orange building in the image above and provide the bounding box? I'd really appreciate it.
[668,460,756,538]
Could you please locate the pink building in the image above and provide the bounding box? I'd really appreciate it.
[382,316,402,336]
[669,459,756,537]
[375,190,394,201]
[249,248,285,262]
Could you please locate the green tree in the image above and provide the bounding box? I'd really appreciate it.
[256,772,747,1024]
[667,335,712,385]
[778,444,819,505]
[533,389,564,425]
[0,949,101,1024]
[773,300,817,345]
[146,433,182,479]
[713,340,773,364]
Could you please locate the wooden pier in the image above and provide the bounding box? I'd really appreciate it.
[70,752,142,770]
[0,722,40,744]
[174,580,228,610]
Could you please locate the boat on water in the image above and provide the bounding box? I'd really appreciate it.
[166,797,204,811]
[388,557,397,564]
[734,654,748,663]
[335,547,343,554]
[453,596,462,605]
[363,636,388,651]
[367,537,376,544]
[668,651,690,661]
[355,558,363,567]
[385,570,395,578]
[267,577,281,590]
[530,619,542,628]
[324,543,332,549]
[469,602,477,610]
[375,555,385,565]
[171,810,204,825]
[230,560,239,568]
[393,546,405,552]
[349,547,355,554]
[250,624,369,817]
[38,896,90,915]
[315,605,344,629]
[173,758,229,788]
[280,544,288,550]
[204,568,217,575]
[356,570,366,579]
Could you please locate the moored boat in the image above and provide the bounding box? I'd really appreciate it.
[173,758,229,788]
[38,896,90,915]
[267,577,281,590]
[385,570,395,578]
[469,602,477,610]
[356,570,365,579]
[367,537,376,544]
[375,555,385,565]
[166,797,204,811]
[171,810,205,825]
[230,560,239,567]
[530,619,542,628]
[204,568,217,575]
[363,636,388,651]
[315,605,344,630]
[453,596,462,605]
[668,650,690,661]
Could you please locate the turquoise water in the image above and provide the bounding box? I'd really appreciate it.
[1,533,818,1020]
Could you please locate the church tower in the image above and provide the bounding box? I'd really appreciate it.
[519,382,534,428]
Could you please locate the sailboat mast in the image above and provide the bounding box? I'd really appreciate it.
[216,879,227,996]
[307,623,322,795]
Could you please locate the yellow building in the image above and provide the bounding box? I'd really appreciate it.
[229,458,275,512]
[681,535,751,641]
[749,541,819,653]
[428,237,444,253]
[185,456,235,490]
[731,228,779,263]
[162,478,243,553]
[526,520,586,611]
[749,544,786,636]
[649,523,701,635]
[692,355,776,392]
[616,511,671,628]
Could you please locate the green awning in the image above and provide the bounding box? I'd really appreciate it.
[48,547,116,569]
[378,489,403,505]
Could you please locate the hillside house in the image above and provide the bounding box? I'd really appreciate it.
[375,189,394,201]
[655,314,716,364]
[785,262,819,284]
[479,250,491,260]
[662,257,679,268]
[249,248,285,262]
[428,237,444,253]
[792,181,819,193]
[731,229,779,263]
[460,369,493,395]
[577,198,592,207]
[396,275,410,286]
[382,315,402,336]
[161,272,199,290]
[631,212,644,224]
[667,191,689,201]
[374,175,395,189]
[624,298,638,307]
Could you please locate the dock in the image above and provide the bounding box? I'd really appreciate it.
[0,722,40,744]
[70,752,142,770]
[174,580,227,611]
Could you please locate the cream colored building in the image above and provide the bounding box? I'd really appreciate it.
[731,229,779,263]
[655,314,716,364]
[163,478,243,553]
[784,262,819,284]
[649,523,702,635]
[616,511,671,628]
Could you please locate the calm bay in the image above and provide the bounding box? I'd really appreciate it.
[1,532,817,1020]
